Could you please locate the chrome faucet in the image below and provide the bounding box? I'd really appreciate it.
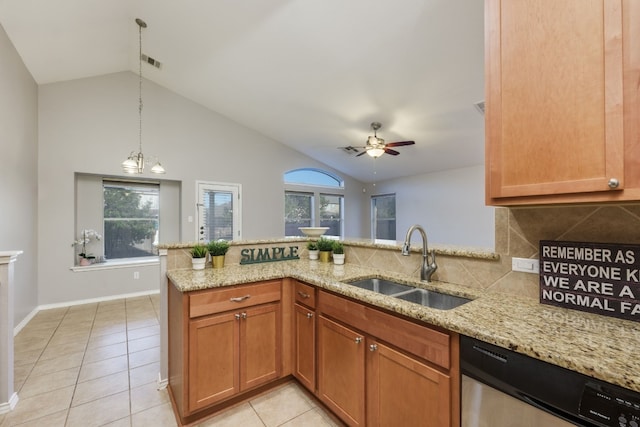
[401,224,437,282]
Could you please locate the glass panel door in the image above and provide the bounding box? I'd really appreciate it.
[197,182,241,242]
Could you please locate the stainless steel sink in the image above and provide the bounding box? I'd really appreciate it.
[346,278,471,310]
[347,278,414,295]
[394,289,471,310]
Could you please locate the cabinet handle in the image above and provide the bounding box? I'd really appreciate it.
[306,312,314,319]
[608,178,620,189]
[369,344,378,352]
[355,337,363,344]
[241,312,247,319]
[297,291,310,299]
[235,313,241,320]
[229,295,251,302]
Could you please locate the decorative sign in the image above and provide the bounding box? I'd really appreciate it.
[540,240,640,322]
[240,246,299,265]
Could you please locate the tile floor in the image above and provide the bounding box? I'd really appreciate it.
[0,295,339,427]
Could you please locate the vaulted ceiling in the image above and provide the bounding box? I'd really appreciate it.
[0,0,485,182]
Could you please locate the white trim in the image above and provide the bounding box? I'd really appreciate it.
[70,257,159,272]
[0,392,19,414]
[36,289,160,312]
[196,180,243,241]
[13,307,39,336]
[157,372,168,390]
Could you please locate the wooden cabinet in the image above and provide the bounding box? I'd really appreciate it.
[168,279,282,422]
[293,281,316,391]
[316,290,458,427]
[485,0,640,205]
[317,315,366,426]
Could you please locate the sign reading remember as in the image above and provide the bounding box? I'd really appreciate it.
[540,240,640,322]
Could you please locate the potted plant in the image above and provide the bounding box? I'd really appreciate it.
[207,239,230,269]
[72,229,102,266]
[307,241,319,260]
[190,244,208,270]
[332,241,345,265]
[317,237,333,263]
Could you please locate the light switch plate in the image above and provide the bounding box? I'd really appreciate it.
[511,257,540,274]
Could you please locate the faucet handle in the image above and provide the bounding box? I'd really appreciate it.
[401,242,411,256]
[429,250,437,267]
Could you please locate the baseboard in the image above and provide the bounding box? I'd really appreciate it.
[0,392,19,414]
[14,289,160,336]
[157,372,168,390]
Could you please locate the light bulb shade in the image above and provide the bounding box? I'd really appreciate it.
[122,157,139,174]
[150,162,166,174]
[367,147,386,158]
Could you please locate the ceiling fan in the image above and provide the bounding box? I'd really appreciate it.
[344,122,415,158]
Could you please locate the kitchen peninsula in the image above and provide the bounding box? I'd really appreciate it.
[159,239,640,426]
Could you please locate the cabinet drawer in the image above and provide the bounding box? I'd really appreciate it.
[318,290,450,369]
[190,280,281,318]
[294,281,316,308]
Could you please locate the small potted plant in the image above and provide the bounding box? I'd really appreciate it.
[190,244,208,270]
[72,229,102,266]
[307,241,319,260]
[207,239,230,269]
[317,237,333,263]
[332,241,345,265]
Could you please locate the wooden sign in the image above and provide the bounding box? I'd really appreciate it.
[540,240,640,321]
[240,246,299,265]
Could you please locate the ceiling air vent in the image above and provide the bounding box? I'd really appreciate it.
[141,54,162,69]
[341,146,361,155]
[474,101,485,115]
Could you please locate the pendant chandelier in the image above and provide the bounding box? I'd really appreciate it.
[122,18,165,175]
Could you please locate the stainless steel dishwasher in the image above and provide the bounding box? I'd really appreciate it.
[461,335,640,427]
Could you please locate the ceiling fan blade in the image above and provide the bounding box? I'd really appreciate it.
[384,148,400,156]
[356,150,368,157]
[385,140,415,147]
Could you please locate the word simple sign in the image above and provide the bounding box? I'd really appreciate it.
[540,240,640,321]
[240,246,299,265]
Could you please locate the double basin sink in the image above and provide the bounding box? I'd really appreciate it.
[346,278,470,310]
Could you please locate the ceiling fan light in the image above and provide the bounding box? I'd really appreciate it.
[367,147,385,158]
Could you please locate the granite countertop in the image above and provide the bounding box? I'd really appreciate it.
[167,260,640,394]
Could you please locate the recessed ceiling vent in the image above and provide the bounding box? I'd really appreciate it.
[141,54,162,69]
[340,146,361,155]
[474,100,485,115]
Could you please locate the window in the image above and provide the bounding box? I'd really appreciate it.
[103,181,159,259]
[197,181,241,242]
[372,194,396,241]
[284,169,344,238]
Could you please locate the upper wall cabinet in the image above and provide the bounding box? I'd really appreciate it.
[485,0,640,206]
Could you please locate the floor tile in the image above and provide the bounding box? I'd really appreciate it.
[87,331,127,349]
[102,417,132,427]
[78,354,128,382]
[126,325,159,341]
[38,340,87,361]
[197,402,265,427]
[131,402,177,427]
[127,335,159,353]
[126,318,159,331]
[19,367,80,399]
[82,341,128,364]
[72,370,129,407]
[129,361,160,388]
[4,385,74,426]
[30,352,84,377]
[279,408,340,427]
[128,347,159,369]
[250,384,314,427]
[66,390,130,427]
[7,409,68,427]
[130,381,170,414]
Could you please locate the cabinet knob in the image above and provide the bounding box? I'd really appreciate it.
[306,312,314,319]
[235,313,241,320]
[608,178,620,189]
[369,344,378,352]
[355,337,363,344]
[241,312,247,319]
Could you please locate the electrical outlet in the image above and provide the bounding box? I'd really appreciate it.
[511,257,539,274]
[133,271,140,280]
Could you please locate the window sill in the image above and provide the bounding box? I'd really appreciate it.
[70,257,159,272]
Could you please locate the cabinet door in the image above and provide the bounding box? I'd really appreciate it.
[486,0,624,200]
[367,340,450,427]
[188,311,239,411]
[317,315,365,427]
[293,303,316,391]
[240,302,281,391]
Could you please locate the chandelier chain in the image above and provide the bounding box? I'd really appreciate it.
[138,20,143,154]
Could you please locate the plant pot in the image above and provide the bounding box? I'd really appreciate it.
[319,251,331,263]
[79,257,91,266]
[212,255,225,269]
[308,249,319,260]
[192,257,206,270]
[333,253,345,265]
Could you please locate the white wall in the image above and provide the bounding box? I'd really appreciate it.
[367,165,495,248]
[37,71,367,305]
[0,23,39,325]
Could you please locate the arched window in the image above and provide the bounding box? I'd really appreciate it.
[284,168,344,237]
